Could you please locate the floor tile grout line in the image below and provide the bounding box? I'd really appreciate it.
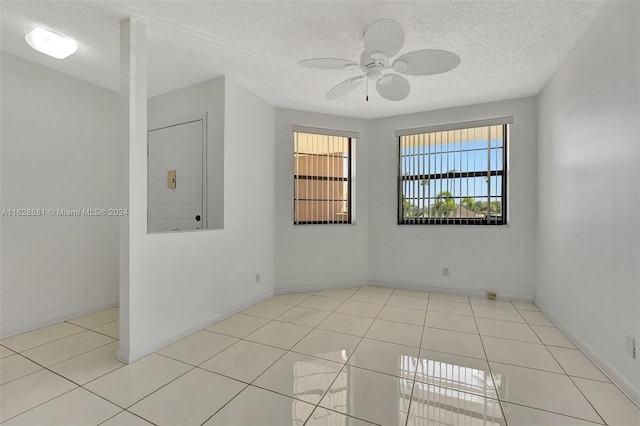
[2,327,88,354]
[478,333,544,346]
[403,292,430,426]
[195,382,250,426]
[0,385,80,423]
[215,288,562,424]
[300,286,395,425]
[18,338,118,371]
[4,289,630,426]
[487,359,588,377]
[107,332,252,422]
[117,353,228,420]
[192,329,297,426]
[3,293,402,424]
[201,290,361,426]
[499,401,606,425]
[130,298,612,424]
[88,329,120,340]
[0,361,48,387]
[97,409,158,426]
[197,289,359,426]
[1,338,142,421]
[516,307,615,401]
[470,296,510,426]
[426,323,566,346]
[1,350,130,425]
[1,339,121,388]
[541,342,609,425]
[308,406,384,426]
[88,319,120,335]
[66,316,120,332]
[44,339,119,369]
[529,322,576,348]
[483,344,612,423]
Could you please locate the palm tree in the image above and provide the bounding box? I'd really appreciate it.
[461,197,475,211]
[419,179,430,217]
[431,191,456,217]
[402,196,415,217]
[447,169,457,194]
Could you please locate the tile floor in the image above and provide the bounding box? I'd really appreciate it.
[1,288,639,425]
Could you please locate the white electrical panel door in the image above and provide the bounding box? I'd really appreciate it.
[148,120,204,232]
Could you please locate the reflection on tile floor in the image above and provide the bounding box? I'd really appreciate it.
[2,287,639,425]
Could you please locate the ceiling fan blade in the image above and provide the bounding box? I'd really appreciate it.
[298,58,359,70]
[394,49,461,76]
[376,74,410,101]
[326,76,365,100]
[363,19,405,59]
[360,51,373,67]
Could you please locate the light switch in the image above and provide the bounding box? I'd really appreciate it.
[167,170,176,189]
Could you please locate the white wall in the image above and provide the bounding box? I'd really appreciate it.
[368,98,538,300]
[536,1,640,403]
[0,53,119,336]
[274,108,369,291]
[125,77,275,361]
[148,78,225,229]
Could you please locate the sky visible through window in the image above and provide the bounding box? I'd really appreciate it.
[400,128,504,214]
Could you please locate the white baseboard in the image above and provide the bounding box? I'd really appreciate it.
[274,281,370,295]
[275,280,533,302]
[0,300,119,339]
[535,298,640,408]
[275,280,533,303]
[117,289,274,364]
[367,280,534,303]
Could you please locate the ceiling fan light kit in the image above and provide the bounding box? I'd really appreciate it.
[298,19,460,102]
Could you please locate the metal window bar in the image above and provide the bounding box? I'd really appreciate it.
[487,126,491,222]
[412,135,416,222]
[465,127,470,225]
[399,124,507,225]
[293,132,297,224]
[293,132,352,225]
[332,137,336,224]
[421,133,426,224]
[313,133,318,224]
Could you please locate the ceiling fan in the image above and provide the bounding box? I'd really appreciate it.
[298,19,460,102]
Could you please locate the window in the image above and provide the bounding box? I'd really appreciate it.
[293,127,355,224]
[397,118,510,225]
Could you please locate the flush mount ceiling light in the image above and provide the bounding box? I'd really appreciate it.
[25,28,78,59]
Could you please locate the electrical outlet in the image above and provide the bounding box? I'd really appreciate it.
[626,335,636,359]
[442,267,450,277]
[255,273,261,284]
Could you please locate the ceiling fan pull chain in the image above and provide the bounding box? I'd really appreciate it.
[366,77,369,102]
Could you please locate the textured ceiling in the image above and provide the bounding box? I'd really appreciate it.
[0,1,608,119]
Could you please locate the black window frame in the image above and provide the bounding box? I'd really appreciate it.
[397,123,508,226]
[293,132,353,225]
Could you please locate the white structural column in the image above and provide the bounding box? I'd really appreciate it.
[118,18,147,363]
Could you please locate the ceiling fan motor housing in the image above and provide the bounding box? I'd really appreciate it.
[367,65,383,80]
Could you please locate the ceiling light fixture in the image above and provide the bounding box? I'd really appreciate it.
[25,28,78,59]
